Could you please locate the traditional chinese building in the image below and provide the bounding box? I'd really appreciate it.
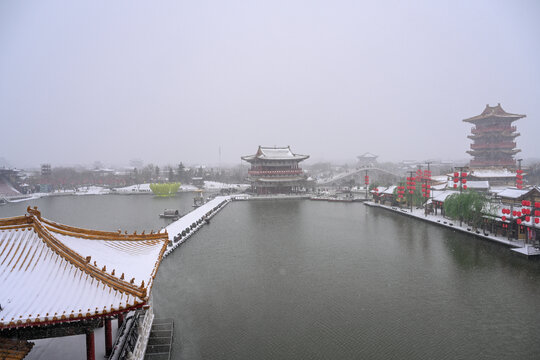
[241,146,309,195]
[0,207,168,360]
[463,103,525,168]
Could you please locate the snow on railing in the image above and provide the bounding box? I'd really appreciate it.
[127,297,154,360]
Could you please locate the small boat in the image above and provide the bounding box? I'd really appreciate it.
[159,209,180,220]
[193,190,205,208]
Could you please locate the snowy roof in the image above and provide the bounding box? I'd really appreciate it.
[381,185,396,195]
[463,104,525,123]
[0,207,168,330]
[357,152,378,159]
[445,180,490,190]
[494,187,538,200]
[432,190,458,202]
[468,168,520,178]
[241,146,309,162]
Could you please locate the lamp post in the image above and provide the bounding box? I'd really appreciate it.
[407,170,415,213]
[364,170,369,200]
[453,166,468,227]
[516,159,523,189]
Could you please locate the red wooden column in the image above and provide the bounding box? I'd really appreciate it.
[118,313,124,328]
[105,318,113,356]
[86,330,95,360]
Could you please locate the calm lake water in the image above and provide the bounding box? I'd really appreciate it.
[2,195,540,359]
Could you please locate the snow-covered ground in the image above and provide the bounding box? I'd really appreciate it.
[365,202,540,256]
[114,182,249,194]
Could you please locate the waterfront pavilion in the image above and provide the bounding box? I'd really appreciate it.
[0,207,168,360]
[241,146,310,195]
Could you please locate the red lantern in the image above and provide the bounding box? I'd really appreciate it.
[453,184,457,189]
[463,185,467,190]
[461,172,467,177]
[535,218,540,224]
[502,216,506,222]
[517,211,522,217]
[535,210,540,217]
[517,219,522,225]
[522,200,527,206]
[535,202,540,208]
[526,216,531,222]
[461,179,467,184]
[454,172,459,177]
[453,178,459,183]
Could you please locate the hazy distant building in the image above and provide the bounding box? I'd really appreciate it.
[463,104,525,168]
[357,152,378,167]
[241,146,309,195]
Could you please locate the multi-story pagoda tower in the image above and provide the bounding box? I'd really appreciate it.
[241,146,309,195]
[463,103,525,168]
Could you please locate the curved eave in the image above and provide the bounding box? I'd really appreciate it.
[0,303,145,331]
[463,114,525,124]
[467,149,520,155]
[242,155,309,162]
[468,133,519,139]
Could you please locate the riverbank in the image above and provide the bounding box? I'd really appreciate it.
[364,201,540,257]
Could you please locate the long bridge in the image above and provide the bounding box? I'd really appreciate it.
[316,167,403,185]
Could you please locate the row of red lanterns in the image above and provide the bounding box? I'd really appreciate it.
[397,185,405,199]
[516,169,524,189]
[364,176,369,185]
[521,200,540,208]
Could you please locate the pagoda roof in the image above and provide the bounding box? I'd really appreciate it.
[357,152,378,159]
[241,146,309,162]
[463,104,525,123]
[253,176,306,183]
[0,207,168,330]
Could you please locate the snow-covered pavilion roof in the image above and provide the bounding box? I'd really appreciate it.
[0,207,168,330]
[468,168,520,179]
[432,190,458,203]
[463,103,525,123]
[241,146,309,162]
[493,187,539,200]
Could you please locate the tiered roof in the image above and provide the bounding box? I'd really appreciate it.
[0,207,168,330]
[463,103,526,123]
[241,146,309,162]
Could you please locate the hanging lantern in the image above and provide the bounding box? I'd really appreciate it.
[461,172,467,177]
[453,184,457,189]
[463,185,467,190]
[512,211,517,216]
[461,179,467,184]
[453,178,459,183]
[535,218,540,224]
[526,216,531,222]
[535,210,540,217]
[517,219,522,225]
[502,216,506,222]
[454,172,459,177]
[535,202,540,208]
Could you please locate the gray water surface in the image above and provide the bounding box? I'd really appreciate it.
[2,196,539,359]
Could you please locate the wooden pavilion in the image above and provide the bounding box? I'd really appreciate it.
[0,207,168,360]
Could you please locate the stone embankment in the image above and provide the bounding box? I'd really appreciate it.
[364,201,540,257]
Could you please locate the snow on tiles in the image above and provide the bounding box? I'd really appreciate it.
[0,207,168,330]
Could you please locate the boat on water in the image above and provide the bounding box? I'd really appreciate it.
[159,209,180,220]
[193,190,205,208]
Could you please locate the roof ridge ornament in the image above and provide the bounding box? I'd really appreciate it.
[27,206,41,219]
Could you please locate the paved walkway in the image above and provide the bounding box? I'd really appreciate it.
[162,196,231,257]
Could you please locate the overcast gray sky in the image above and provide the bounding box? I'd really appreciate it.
[1,0,539,168]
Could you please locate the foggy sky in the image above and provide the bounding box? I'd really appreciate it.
[1,0,539,168]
